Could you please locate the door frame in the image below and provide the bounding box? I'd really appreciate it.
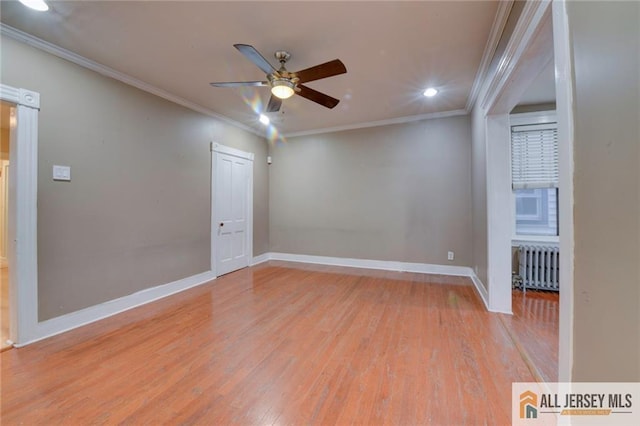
[480,0,556,315]
[479,0,575,381]
[1,160,10,267]
[210,142,254,277]
[0,84,40,345]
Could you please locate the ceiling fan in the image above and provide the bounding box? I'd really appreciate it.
[210,44,347,112]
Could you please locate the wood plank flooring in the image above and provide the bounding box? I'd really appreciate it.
[0,262,535,424]
[500,289,559,383]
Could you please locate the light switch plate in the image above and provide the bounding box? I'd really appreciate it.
[53,165,71,181]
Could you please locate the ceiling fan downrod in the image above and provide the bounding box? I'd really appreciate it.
[274,50,291,67]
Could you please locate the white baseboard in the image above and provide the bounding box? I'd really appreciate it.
[251,253,270,266]
[469,271,490,311]
[16,270,216,347]
[267,252,473,277]
[468,271,511,314]
[16,254,495,347]
[264,252,499,313]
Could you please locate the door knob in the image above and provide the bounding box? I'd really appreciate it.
[220,222,224,227]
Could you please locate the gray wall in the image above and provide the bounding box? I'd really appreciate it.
[1,37,269,320]
[567,0,640,381]
[469,1,525,290]
[269,115,473,266]
[471,106,488,286]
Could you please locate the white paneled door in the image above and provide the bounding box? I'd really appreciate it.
[212,144,253,277]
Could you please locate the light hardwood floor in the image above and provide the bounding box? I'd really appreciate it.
[500,289,559,383]
[0,262,536,424]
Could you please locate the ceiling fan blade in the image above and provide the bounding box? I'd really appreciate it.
[266,95,282,113]
[295,59,347,84]
[209,81,268,87]
[296,85,340,109]
[234,44,277,74]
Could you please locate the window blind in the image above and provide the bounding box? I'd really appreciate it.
[511,122,558,189]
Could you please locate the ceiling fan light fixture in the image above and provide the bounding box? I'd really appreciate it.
[271,79,295,100]
[18,0,49,11]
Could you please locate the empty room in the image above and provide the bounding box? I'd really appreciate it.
[1,0,638,424]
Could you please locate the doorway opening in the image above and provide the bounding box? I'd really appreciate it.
[506,62,560,381]
[1,100,15,351]
[481,1,574,381]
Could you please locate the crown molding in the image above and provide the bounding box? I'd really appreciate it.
[480,0,552,111]
[2,23,474,140]
[0,23,263,138]
[465,0,514,112]
[283,108,468,138]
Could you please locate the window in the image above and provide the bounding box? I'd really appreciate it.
[515,188,558,236]
[510,112,559,239]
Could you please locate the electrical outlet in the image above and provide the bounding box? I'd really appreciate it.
[447,251,454,261]
[53,165,71,181]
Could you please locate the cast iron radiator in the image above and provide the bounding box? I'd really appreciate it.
[518,245,559,291]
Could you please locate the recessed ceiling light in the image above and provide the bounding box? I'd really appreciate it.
[423,88,438,97]
[18,0,49,12]
[259,114,270,125]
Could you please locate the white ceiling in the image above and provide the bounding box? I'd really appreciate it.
[1,0,501,136]
[518,59,556,106]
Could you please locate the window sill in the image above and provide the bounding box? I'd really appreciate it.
[512,236,559,246]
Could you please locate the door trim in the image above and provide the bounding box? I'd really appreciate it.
[0,84,40,345]
[210,143,254,277]
[1,160,9,266]
[479,0,555,315]
[551,0,576,383]
[477,0,575,381]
